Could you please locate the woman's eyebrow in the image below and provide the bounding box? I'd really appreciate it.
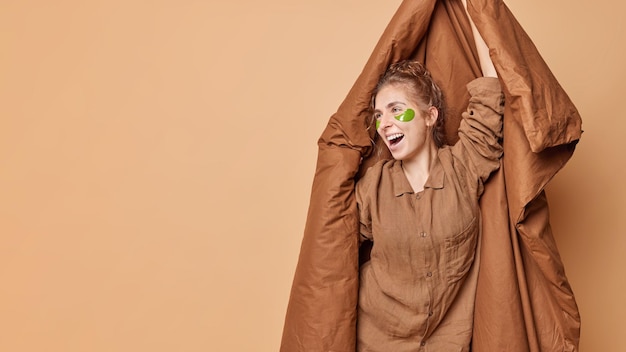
[374,101,406,113]
[386,101,406,109]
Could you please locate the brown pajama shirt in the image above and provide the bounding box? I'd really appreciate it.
[356,78,504,351]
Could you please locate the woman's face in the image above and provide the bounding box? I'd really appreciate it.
[374,83,437,162]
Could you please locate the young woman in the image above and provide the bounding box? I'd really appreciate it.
[355,8,503,349]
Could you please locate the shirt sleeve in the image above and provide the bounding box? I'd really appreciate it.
[452,77,505,194]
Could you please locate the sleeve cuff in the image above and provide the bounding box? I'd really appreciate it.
[466,77,504,114]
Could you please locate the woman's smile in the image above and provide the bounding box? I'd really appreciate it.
[387,133,404,147]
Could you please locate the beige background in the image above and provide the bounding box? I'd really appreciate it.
[1,0,624,351]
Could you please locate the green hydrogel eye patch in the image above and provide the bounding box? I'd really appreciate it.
[375,108,416,129]
[395,108,415,122]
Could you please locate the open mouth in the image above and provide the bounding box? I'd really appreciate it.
[387,133,404,146]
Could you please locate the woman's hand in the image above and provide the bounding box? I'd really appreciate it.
[462,0,498,77]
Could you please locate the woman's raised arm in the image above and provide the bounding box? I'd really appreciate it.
[461,0,498,78]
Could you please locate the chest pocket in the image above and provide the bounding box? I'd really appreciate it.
[444,217,479,284]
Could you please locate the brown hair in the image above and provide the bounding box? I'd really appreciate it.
[370,60,447,148]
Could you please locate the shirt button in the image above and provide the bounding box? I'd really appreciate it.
[420,232,427,237]
[421,341,426,346]
[426,272,432,277]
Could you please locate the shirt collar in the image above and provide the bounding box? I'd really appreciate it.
[391,154,445,197]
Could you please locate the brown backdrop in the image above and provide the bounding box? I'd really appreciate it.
[1,0,624,351]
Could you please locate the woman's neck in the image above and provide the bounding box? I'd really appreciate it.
[400,143,438,193]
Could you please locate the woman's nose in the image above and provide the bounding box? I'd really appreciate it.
[378,113,393,129]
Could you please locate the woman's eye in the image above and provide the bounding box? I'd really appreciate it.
[392,107,403,113]
[374,113,382,120]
